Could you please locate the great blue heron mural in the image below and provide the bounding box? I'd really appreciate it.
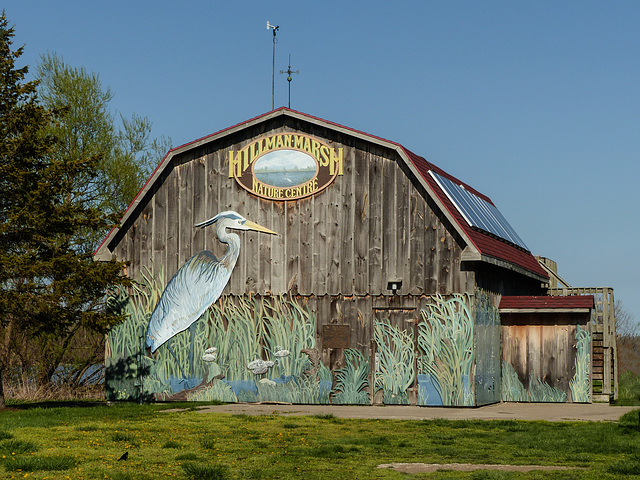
[145,211,277,376]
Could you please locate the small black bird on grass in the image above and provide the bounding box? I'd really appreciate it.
[118,451,128,461]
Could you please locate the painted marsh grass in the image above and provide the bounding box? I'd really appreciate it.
[107,270,330,404]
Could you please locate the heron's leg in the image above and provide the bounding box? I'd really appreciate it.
[166,338,188,379]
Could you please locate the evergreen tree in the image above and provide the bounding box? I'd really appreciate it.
[0,13,130,408]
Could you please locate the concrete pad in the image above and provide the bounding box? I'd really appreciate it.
[377,462,587,473]
[194,402,637,422]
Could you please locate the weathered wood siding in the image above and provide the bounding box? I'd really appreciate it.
[111,119,475,300]
[501,312,591,402]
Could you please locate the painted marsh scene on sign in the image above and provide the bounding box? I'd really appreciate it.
[254,150,317,188]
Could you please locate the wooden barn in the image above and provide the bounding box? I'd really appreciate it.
[96,108,616,405]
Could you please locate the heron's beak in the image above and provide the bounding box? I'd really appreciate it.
[243,220,278,235]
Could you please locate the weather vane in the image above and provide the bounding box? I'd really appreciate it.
[280,55,300,109]
[267,21,279,110]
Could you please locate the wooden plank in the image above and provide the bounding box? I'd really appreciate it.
[440,225,454,294]
[339,148,355,295]
[204,151,222,255]
[353,149,369,294]
[527,325,542,382]
[270,201,286,294]
[541,324,567,393]
[223,146,249,294]
[555,325,570,393]
[138,202,153,277]
[165,170,179,277]
[313,189,328,295]
[325,166,342,296]
[500,325,513,371]
[236,162,263,295]
[368,153,383,294]
[285,200,300,294]
[298,197,313,295]
[130,222,141,283]
[395,162,409,292]
[257,199,273,294]
[178,163,194,266]
[381,158,396,290]
[512,325,528,384]
[116,230,129,277]
[603,347,612,395]
[314,295,330,333]
[425,210,439,294]
[152,176,167,279]
[192,157,207,253]
[409,189,426,295]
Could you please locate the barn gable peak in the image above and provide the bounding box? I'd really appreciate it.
[95,108,547,282]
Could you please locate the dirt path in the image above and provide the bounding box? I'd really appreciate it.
[194,402,636,422]
[377,462,587,473]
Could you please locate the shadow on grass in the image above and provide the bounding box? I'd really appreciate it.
[5,400,108,410]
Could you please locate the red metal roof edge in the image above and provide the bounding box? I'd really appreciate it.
[500,295,595,310]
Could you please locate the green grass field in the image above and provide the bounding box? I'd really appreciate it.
[1,402,639,479]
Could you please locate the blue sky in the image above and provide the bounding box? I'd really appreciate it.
[5,1,640,324]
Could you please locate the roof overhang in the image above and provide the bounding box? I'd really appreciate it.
[499,295,595,314]
[476,254,549,284]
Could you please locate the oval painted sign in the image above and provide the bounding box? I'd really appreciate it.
[228,133,343,201]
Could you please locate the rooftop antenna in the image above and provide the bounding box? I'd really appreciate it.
[267,21,279,110]
[280,55,300,108]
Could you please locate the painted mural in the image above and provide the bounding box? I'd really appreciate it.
[331,349,370,405]
[570,325,591,403]
[107,283,493,405]
[473,291,501,405]
[105,219,585,407]
[107,277,332,403]
[417,294,475,406]
[373,321,415,405]
[106,210,332,403]
[501,325,591,403]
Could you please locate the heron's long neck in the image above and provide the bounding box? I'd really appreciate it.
[216,224,241,268]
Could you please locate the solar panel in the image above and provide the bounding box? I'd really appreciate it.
[429,171,529,251]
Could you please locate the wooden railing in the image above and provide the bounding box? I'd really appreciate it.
[548,287,617,401]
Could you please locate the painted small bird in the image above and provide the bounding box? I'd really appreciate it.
[145,211,277,374]
[118,451,128,461]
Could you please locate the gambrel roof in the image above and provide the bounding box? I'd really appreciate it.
[95,108,548,282]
